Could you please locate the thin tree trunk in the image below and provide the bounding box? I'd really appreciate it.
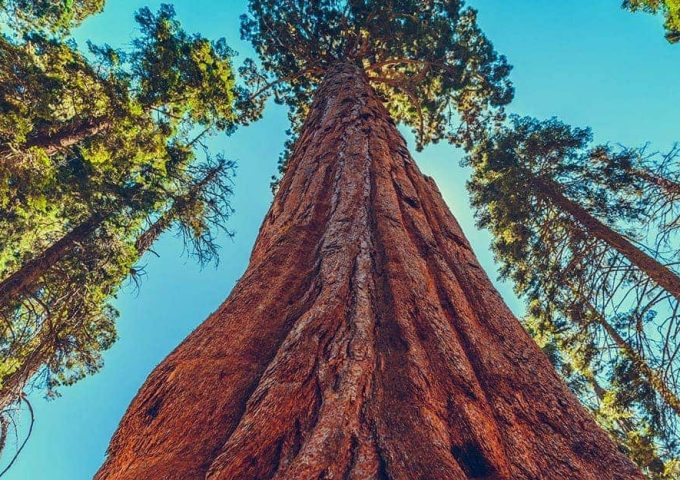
[133,211,173,256]
[0,213,105,304]
[0,321,58,410]
[531,175,680,300]
[0,116,111,158]
[575,361,636,434]
[586,303,680,415]
[134,165,222,253]
[555,308,668,433]
[634,167,680,197]
[0,176,214,412]
[96,63,642,480]
[0,176,152,306]
[563,280,680,415]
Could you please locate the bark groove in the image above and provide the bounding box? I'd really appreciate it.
[96,63,642,480]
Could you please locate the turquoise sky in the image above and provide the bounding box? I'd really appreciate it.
[3,1,679,478]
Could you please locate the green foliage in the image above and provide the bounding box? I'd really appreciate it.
[591,143,680,253]
[467,116,680,476]
[624,0,680,43]
[131,4,239,131]
[468,116,642,289]
[0,3,240,271]
[240,0,513,157]
[0,3,240,419]
[1,227,127,398]
[0,0,105,35]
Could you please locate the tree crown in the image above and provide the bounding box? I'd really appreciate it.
[0,0,104,34]
[240,0,513,150]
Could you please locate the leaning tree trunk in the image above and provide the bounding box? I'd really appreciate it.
[586,303,680,415]
[0,212,105,304]
[633,167,680,197]
[0,175,219,413]
[530,175,680,300]
[0,116,111,159]
[0,319,59,410]
[134,164,222,253]
[96,63,641,480]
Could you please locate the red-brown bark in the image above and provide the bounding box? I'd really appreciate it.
[634,167,680,197]
[96,63,642,480]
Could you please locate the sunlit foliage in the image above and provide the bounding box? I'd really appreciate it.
[240,0,513,187]
[0,3,241,432]
[0,0,105,34]
[624,0,680,43]
[467,116,680,478]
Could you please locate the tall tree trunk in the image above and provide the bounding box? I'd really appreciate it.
[633,167,680,197]
[531,175,680,300]
[96,63,641,480]
[0,319,59,410]
[133,213,172,256]
[0,180,210,412]
[0,213,105,304]
[576,361,637,435]
[0,116,111,159]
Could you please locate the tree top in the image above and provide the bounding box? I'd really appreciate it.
[240,0,513,150]
[0,0,105,34]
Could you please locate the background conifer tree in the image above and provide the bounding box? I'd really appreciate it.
[467,116,680,478]
[0,0,105,34]
[0,3,253,462]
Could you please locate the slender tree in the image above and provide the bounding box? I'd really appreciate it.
[0,4,245,467]
[0,4,240,161]
[97,2,642,478]
[0,5,242,303]
[467,116,680,298]
[535,328,680,478]
[591,144,680,252]
[0,159,235,413]
[467,116,680,477]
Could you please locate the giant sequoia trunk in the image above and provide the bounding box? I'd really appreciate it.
[96,63,641,480]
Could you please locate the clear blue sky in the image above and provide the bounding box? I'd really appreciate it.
[3,1,679,478]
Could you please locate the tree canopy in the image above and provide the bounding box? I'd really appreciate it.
[0,0,105,34]
[467,116,680,478]
[240,0,513,153]
[624,0,680,43]
[0,0,676,476]
[0,3,243,458]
